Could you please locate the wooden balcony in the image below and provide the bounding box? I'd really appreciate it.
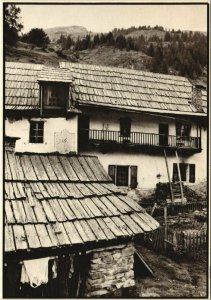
[79,129,201,154]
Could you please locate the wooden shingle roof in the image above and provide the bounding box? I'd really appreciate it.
[5,61,206,116]
[37,66,73,83]
[60,62,206,116]
[5,150,159,255]
[5,62,72,111]
[5,62,42,110]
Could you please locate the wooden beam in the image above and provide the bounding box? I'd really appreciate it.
[175,150,184,203]
[163,149,174,203]
[164,206,167,250]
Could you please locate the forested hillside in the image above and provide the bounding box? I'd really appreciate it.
[5,3,207,84]
[55,25,207,80]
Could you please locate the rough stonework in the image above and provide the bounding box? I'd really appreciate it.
[85,243,135,297]
[192,87,203,112]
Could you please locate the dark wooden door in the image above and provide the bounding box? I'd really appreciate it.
[78,115,90,147]
[159,123,169,146]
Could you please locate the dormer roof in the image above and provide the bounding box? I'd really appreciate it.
[5,62,76,113]
[37,66,72,83]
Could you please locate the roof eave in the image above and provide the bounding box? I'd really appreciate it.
[78,102,207,117]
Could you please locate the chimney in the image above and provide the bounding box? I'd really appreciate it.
[192,85,204,112]
[5,136,20,151]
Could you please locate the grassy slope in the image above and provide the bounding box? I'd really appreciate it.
[5,43,152,71]
[5,42,206,85]
[136,245,207,298]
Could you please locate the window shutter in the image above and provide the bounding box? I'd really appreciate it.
[108,165,116,183]
[172,163,179,182]
[189,164,195,183]
[130,165,137,189]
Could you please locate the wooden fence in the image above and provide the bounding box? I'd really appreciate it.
[145,226,207,255]
[144,201,207,217]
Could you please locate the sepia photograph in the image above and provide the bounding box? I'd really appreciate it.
[3,1,209,298]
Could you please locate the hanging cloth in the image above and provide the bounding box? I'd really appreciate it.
[21,258,49,288]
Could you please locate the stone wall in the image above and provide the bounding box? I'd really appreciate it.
[85,243,135,297]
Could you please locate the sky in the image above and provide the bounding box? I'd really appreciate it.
[17,3,207,34]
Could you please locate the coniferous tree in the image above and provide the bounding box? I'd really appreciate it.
[115,34,127,50]
[24,28,50,48]
[106,32,115,46]
[147,43,155,57]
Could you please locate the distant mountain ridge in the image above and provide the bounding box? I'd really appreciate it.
[45,25,91,41]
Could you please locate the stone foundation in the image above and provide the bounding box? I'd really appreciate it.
[85,243,135,297]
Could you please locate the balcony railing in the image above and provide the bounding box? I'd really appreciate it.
[79,129,201,150]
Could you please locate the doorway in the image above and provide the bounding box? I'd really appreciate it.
[78,115,90,147]
[159,123,169,146]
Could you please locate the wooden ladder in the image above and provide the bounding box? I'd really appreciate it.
[175,150,185,203]
[164,149,185,204]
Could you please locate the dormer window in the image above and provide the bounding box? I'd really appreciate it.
[42,83,69,109]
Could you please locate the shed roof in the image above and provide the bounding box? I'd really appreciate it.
[5,150,159,255]
[60,62,207,116]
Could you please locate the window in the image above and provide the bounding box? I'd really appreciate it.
[189,164,195,183]
[116,166,129,186]
[172,163,195,183]
[176,123,191,139]
[179,163,188,181]
[120,118,131,138]
[29,121,44,143]
[108,165,138,188]
[42,83,68,108]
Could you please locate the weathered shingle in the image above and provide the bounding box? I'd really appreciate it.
[38,66,72,83]
[60,62,206,115]
[5,62,72,111]
[5,150,159,254]
[5,61,206,115]
[5,62,42,110]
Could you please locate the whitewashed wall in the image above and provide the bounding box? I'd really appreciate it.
[80,109,206,189]
[87,110,198,137]
[185,125,207,184]
[81,148,206,189]
[5,116,78,154]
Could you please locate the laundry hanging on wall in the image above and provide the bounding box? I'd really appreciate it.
[21,257,50,288]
